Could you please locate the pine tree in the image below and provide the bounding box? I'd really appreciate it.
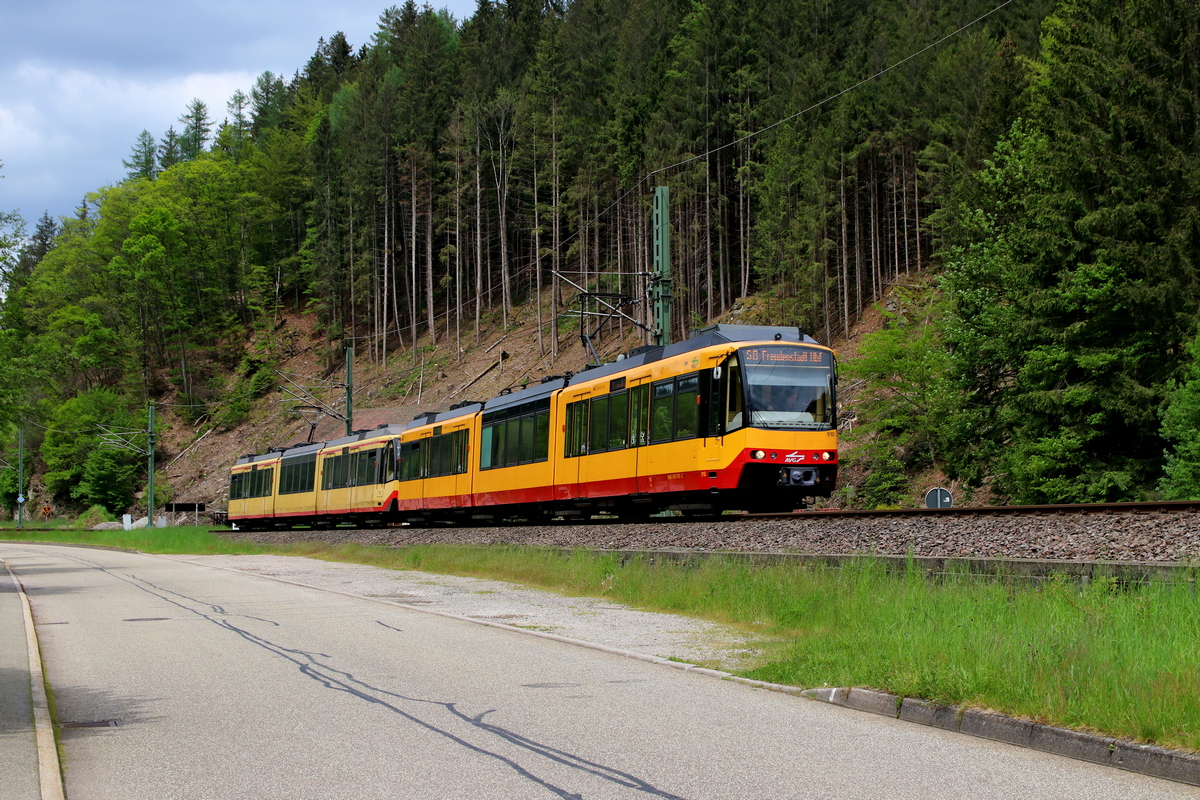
[158,126,184,170]
[179,99,213,160]
[122,130,158,180]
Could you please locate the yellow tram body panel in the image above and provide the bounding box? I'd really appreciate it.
[316,432,399,516]
[228,455,280,521]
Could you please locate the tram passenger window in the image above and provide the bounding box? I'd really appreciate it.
[590,395,610,454]
[382,442,396,482]
[565,400,589,458]
[429,438,445,477]
[399,442,422,481]
[675,375,699,439]
[535,412,550,459]
[519,416,535,463]
[563,403,576,458]
[494,423,508,468]
[630,385,649,447]
[651,381,675,443]
[332,455,348,489]
[725,356,744,431]
[453,431,467,474]
[358,449,378,486]
[480,427,494,470]
[608,392,628,450]
[504,418,520,465]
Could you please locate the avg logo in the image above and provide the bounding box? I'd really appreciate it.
[783,452,806,463]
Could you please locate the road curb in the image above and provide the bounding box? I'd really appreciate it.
[802,687,1200,787]
[3,560,66,800]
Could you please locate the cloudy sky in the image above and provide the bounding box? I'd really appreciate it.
[0,1,477,226]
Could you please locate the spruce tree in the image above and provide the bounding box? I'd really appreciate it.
[179,99,213,160]
[122,129,158,180]
[158,126,184,170]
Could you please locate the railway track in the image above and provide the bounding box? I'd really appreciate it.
[212,498,1200,569]
[748,498,1200,520]
[212,498,1200,530]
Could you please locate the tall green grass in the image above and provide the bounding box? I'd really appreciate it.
[7,530,1199,751]
[0,524,270,555]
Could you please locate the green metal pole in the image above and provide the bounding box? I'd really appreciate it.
[17,428,23,529]
[147,402,155,529]
[652,186,672,347]
[345,345,354,437]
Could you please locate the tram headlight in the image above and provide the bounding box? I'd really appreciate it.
[752,450,766,460]
[821,451,834,461]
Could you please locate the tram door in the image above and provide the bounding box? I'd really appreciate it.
[556,389,588,502]
[628,379,653,494]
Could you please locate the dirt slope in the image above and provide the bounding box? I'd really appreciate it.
[159,295,651,511]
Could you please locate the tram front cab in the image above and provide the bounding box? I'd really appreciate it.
[712,342,838,510]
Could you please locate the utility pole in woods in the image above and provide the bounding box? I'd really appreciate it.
[652,186,672,346]
[98,402,157,528]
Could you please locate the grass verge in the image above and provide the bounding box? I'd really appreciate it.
[7,527,1199,752]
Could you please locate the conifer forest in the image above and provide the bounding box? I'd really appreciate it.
[1,0,1199,514]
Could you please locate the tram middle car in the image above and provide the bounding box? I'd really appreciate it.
[227,324,838,528]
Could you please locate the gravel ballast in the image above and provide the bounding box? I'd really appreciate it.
[226,509,1200,563]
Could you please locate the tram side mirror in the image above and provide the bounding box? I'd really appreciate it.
[713,367,722,380]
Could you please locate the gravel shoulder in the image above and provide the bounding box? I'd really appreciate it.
[173,554,769,673]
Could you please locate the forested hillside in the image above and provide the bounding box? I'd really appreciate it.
[1,0,1198,516]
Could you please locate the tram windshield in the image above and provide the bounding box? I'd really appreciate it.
[737,345,835,430]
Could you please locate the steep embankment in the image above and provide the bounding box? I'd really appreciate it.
[158,295,654,510]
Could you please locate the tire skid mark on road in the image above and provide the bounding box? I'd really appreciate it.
[37,549,689,800]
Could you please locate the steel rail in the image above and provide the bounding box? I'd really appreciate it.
[743,499,1200,520]
[211,498,1200,533]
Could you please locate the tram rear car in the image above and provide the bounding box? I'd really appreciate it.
[226,324,838,528]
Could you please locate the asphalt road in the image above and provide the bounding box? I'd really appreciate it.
[2,543,1195,800]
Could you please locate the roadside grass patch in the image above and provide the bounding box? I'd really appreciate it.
[0,525,269,555]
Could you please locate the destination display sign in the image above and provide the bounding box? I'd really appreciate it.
[740,345,829,365]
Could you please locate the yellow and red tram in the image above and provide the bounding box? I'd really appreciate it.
[227,324,838,528]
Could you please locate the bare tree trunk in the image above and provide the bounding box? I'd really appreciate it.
[822,210,831,345]
[391,163,405,352]
[914,162,922,271]
[385,187,392,363]
[410,150,419,358]
[551,109,560,364]
[869,156,879,302]
[903,149,911,276]
[734,148,744,298]
[892,152,900,283]
[854,160,863,317]
[705,150,713,322]
[533,132,544,356]
[840,157,850,339]
[454,128,462,359]
[475,123,483,344]
[425,173,436,346]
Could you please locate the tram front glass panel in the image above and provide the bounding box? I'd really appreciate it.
[738,345,836,430]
